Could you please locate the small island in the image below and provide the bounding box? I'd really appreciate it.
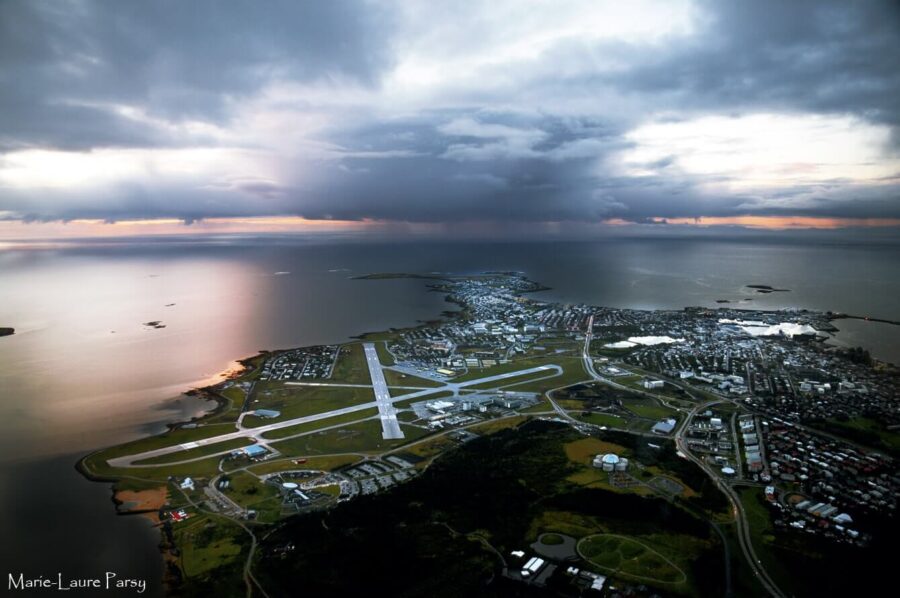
[746,284,791,293]
[80,273,898,598]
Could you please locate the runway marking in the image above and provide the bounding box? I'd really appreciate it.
[363,343,405,439]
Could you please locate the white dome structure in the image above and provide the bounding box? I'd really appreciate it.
[593,453,621,471]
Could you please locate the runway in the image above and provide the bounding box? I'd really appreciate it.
[363,343,405,439]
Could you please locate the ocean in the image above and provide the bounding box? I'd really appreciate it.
[1,237,898,595]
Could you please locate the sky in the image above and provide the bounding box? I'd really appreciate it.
[1,0,899,239]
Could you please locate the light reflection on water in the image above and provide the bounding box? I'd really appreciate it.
[0,237,897,593]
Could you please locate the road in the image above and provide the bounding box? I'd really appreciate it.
[108,361,562,467]
[580,316,685,405]
[580,315,783,597]
[363,342,405,439]
[674,402,786,598]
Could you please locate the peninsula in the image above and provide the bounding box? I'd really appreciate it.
[80,273,899,597]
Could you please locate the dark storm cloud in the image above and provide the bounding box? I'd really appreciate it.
[602,0,900,131]
[0,0,394,150]
[0,0,898,226]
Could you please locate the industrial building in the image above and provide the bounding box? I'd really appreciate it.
[520,556,545,577]
[652,418,677,435]
[254,409,281,419]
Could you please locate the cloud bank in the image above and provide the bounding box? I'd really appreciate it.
[0,0,898,231]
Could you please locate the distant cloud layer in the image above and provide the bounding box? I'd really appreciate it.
[0,0,898,229]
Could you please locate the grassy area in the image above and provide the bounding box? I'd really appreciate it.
[518,398,553,413]
[564,437,628,463]
[201,386,245,424]
[90,423,240,463]
[465,368,562,391]
[248,454,361,475]
[245,386,374,426]
[466,415,529,436]
[260,407,379,440]
[817,417,900,453]
[396,410,420,422]
[621,397,678,420]
[578,534,687,584]
[403,435,458,460]
[133,438,251,466]
[541,533,564,545]
[271,419,428,455]
[499,357,590,392]
[574,412,627,428]
[375,340,396,366]
[175,515,247,580]
[736,486,792,590]
[95,454,229,481]
[452,354,570,383]
[383,368,442,388]
[553,398,584,410]
[221,471,282,521]
[256,420,725,596]
[329,343,372,384]
[561,437,655,495]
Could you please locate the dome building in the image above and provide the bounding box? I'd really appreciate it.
[592,453,626,472]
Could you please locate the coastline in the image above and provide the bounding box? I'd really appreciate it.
[74,352,268,595]
[73,272,535,593]
[73,271,898,595]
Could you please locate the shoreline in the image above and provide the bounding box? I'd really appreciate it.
[78,273,896,485]
[73,270,898,594]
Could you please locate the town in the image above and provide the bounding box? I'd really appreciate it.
[81,272,899,597]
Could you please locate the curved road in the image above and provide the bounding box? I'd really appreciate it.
[582,316,785,598]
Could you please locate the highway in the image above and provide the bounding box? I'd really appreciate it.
[580,316,684,404]
[673,402,786,598]
[363,343,405,439]
[580,315,783,597]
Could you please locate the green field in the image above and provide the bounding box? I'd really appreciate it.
[818,417,900,453]
[260,407,380,440]
[497,358,590,392]
[465,368,563,390]
[83,452,229,481]
[328,343,372,384]
[383,368,442,388]
[452,355,563,382]
[575,412,627,428]
[247,454,361,475]
[621,397,678,420]
[90,422,240,463]
[374,340,397,366]
[578,534,687,584]
[244,385,374,426]
[133,438,251,466]
[541,533,564,545]
[270,419,430,455]
[221,471,283,521]
[174,515,247,581]
[518,399,553,413]
[736,486,794,592]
